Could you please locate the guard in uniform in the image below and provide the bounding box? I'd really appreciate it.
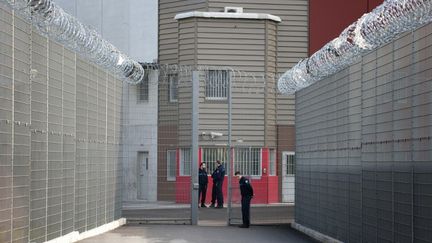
[210,160,225,208]
[198,163,208,207]
[235,171,254,228]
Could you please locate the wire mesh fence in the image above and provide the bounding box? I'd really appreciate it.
[0,5,123,243]
[295,23,432,243]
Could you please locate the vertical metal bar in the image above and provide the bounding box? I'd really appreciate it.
[391,39,395,243]
[410,31,415,243]
[10,9,15,243]
[227,71,232,225]
[191,71,199,225]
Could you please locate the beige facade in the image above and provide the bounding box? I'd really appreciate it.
[174,16,279,147]
[158,0,308,128]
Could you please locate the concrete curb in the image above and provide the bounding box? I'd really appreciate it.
[43,218,126,243]
[291,221,343,243]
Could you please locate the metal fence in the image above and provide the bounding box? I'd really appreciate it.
[295,23,432,243]
[0,6,123,242]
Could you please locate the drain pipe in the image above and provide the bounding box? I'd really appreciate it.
[3,0,145,84]
[278,0,432,94]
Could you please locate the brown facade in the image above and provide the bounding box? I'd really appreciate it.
[276,125,295,202]
[157,124,178,200]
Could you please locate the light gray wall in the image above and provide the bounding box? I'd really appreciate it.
[122,71,159,202]
[295,23,432,243]
[55,0,159,203]
[55,0,158,62]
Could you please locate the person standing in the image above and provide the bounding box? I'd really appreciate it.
[210,160,225,208]
[235,171,254,228]
[198,163,208,207]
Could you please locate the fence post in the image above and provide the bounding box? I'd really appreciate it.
[191,71,199,225]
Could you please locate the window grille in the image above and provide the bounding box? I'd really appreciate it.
[137,70,149,102]
[205,70,229,100]
[169,74,178,102]
[166,150,176,181]
[234,147,261,176]
[202,147,228,174]
[180,148,191,176]
[286,153,295,175]
[269,149,276,176]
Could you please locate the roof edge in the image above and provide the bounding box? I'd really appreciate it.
[175,11,282,23]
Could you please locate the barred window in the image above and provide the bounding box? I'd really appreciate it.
[166,150,176,181]
[202,147,228,174]
[269,149,276,176]
[234,147,261,176]
[286,153,295,175]
[137,70,149,102]
[169,74,178,102]
[205,70,229,100]
[180,148,191,176]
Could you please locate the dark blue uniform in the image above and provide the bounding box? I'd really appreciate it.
[198,168,208,206]
[211,164,225,207]
[239,176,254,227]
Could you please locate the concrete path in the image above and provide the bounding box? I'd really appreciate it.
[123,204,294,225]
[78,224,317,243]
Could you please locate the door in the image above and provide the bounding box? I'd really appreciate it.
[282,151,295,203]
[137,151,149,200]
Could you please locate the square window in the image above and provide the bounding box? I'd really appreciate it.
[205,70,229,100]
[137,71,149,102]
[180,148,191,176]
[167,150,176,181]
[234,147,262,176]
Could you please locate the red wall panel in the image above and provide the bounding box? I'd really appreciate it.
[309,0,383,55]
[368,0,384,11]
[176,147,279,204]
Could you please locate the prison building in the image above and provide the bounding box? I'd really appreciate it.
[157,0,310,204]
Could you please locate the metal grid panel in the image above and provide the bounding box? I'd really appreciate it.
[114,72,123,220]
[86,64,98,230]
[105,73,116,222]
[74,58,88,233]
[296,23,432,243]
[12,16,31,243]
[97,68,107,227]
[47,40,63,241]
[29,29,48,243]
[62,48,76,235]
[0,6,124,242]
[0,4,13,243]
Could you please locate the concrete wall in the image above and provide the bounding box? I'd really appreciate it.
[55,0,158,63]
[55,0,160,204]
[0,5,123,242]
[122,70,159,202]
[295,23,432,243]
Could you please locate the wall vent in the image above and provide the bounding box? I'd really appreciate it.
[224,7,243,13]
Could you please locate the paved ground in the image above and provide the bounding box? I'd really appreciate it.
[123,204,294,225]
[78,224,317,243]
[79,203,307,243]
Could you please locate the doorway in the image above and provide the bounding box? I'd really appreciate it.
[137,151,149,200]
[282,151,295,203]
